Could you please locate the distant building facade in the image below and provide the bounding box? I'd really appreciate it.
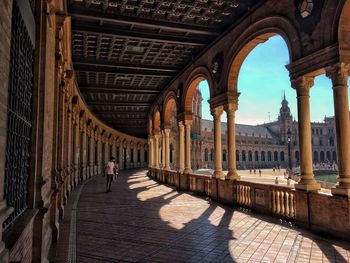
[169,91,337,170]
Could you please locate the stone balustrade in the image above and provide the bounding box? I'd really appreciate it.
[149,168,350,240]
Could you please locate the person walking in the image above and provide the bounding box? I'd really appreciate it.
[105,156,116,192]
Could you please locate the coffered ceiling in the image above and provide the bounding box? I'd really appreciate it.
[68,0,264,138]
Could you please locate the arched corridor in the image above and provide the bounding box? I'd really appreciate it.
[54,169,350,263]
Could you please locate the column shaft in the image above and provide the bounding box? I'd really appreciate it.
[164,129,171,170]
[154,135,160,169]
[161,130,166,168]
[184,121,192,173]
[178,122,185,173]
[292,77,320,191]
[327,64,350,195]
[225,103,240,180]
[212,106,224,178]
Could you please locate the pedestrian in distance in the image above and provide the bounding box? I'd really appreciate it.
[105,156,116,192]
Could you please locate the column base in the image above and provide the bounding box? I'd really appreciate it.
[183,168,192,174]
[331,186,350,196]
[225,171,240,180]
[164,166,171,171]
[213,170,225,179]
[295,178,320,191]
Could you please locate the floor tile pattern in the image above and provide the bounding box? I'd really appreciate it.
[54,169,350,263]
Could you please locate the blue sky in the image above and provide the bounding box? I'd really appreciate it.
[199,35,349,124]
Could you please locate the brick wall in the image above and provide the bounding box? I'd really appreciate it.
[0,0,12,196]
[0,0,13,260]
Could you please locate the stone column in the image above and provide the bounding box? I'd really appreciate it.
[89,135,94,177]
[161,130,166,168]
[81,127,87,180]
[211,106,224,178]
[225,103,240,180]
[292,76,320,191]
[184,120,192,173]
[119,143,123,170]
[97,138,102,174]
[149,137,153,168]
[326,63,350,196]
[178,121,185,173]
[164,128,171,170]
[154,134,160,169]
[73,120,80,186]
[134,146,138,167]
[141,145,145,166]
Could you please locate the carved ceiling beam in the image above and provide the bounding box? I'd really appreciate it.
[73,58,181,73]
[79,86,160,94]
[69,7,219,37]
[71,22,209,46]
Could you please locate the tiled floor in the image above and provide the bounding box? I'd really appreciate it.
[54,169,350,263]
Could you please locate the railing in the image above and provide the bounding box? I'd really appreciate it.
[235,180,295,220]
[150,168,296,221]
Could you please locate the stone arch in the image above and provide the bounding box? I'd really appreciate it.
[295,151,300,163]
[224,16,301,92]
[314,151,319,163]
[338,1,350,62]
[153,109,161,135]
[280,151,285,162]
[333,151,337,162]
[204,148,208,162]
[320,151,325,162]
[162,91,178,128]
[181,66,214,113]
[148,117,153,136]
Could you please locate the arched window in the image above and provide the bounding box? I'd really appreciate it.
[242,150,246,162]
[326,151,331,162]
[274,151,278,161]
[313,151,319,163]
[295,151,299,163]
[255,151,259,161]
[280,151,285,162]
[261,151,265,162]
[268,151,272,162]
[248,151,253,162]
[210,148,214,161]
[223,150,227,162]
[320,151,325,162]
[204,148,208,162]
[332,151,337,162]
[236,150,240,161]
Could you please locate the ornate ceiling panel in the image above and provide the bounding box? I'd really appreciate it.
[69,0,264,138]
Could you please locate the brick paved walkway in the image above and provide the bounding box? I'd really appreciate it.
[54,169,350,263]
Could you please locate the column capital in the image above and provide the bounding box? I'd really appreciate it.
[325,62,350,86]
[184,119,192,126]
[291,76,314,97]
[164,128,171,135]
[211,105,224,119]
[224,102,238,113]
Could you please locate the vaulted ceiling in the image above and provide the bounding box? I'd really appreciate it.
[68,0,264,138]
